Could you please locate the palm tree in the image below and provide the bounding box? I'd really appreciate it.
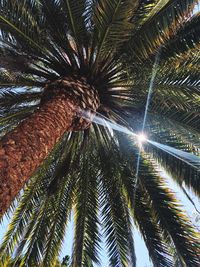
[0,0,200,266]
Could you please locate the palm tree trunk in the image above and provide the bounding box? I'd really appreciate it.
[0,90,88,217]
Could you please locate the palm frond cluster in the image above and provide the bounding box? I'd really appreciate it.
[0,0,200,266]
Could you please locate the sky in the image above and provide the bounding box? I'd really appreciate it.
[59,170,200,267]
[1,167,199,267]
[0,3,200,266]
[61,215,154,267]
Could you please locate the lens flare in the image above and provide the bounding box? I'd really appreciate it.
[137,133,147,143]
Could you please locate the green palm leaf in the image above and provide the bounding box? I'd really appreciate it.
[0,0,46,53]
[0,0,200,266]
[92,0,137,65]
[134,187,173,267]
[98,142,136,267]
[72,141,101,266]
[125,0,198,60]
[117,134,200,265]
[139,157,200,266]
[161,11,200,60]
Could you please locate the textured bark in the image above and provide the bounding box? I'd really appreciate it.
[0,90,90,217]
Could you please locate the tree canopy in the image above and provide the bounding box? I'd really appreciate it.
[0,0,200,266]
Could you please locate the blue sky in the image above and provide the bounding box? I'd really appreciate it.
[61,215,153,267]
[59,170,199,267]
[1,168,198,267]
[0,4,200,265]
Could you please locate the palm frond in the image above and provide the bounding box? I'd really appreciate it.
[131,0,174,28]
[129,82,200,130]
[0,68,43,88]
[72,144,100,266]
[144,141,200,196]
[139,155,200,267]
[0,89,41,111]
[156,44,200,90]
[0,0,46,53]
[115,137,174,266]
[125,0,198,60]
[125,113,200,195]
[0,107,36,130]
[61,0,89,46]
[161,11,200,60]
[38,0,80,69]
[134,186,173,267]
[0,1,76,78]
[41,174,76,267]
[14,195,50,266]
[98,142,136,267]
[146,115,200,155]
[117,133,200,266]
[91,0,137,65]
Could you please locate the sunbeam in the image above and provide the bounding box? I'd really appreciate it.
[141,51,161,131]
[91,113,200,170]
[134,50,161,201]
[81,81,200,174]
[149,140,200,170]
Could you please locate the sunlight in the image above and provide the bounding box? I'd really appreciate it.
[82,109,200,172]
[137,133,147,144]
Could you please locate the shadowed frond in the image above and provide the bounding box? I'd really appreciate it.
[161,11,200,60]
[134,187,173,267]
[139,155,200,267]
[72,143,101,267]
[0,0,46,53]
[116,134,200,266]
[125,0,198,60]
[98,141,136,267]
[0,68,43,88]
[0,0,200,266]
[91,0,138,65]
[60,0,89,45]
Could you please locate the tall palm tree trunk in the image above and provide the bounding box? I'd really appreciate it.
[0,79,99,217]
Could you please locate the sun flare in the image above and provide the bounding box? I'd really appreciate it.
[137,133,147,143]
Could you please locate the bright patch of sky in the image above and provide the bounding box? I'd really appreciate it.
[0,165,199,266]
[0,2,200,266]
[59,166,199,267]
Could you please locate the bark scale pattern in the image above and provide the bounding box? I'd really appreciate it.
[44,77,100,111]
[43,77,100,130]
[0,92,78,216]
